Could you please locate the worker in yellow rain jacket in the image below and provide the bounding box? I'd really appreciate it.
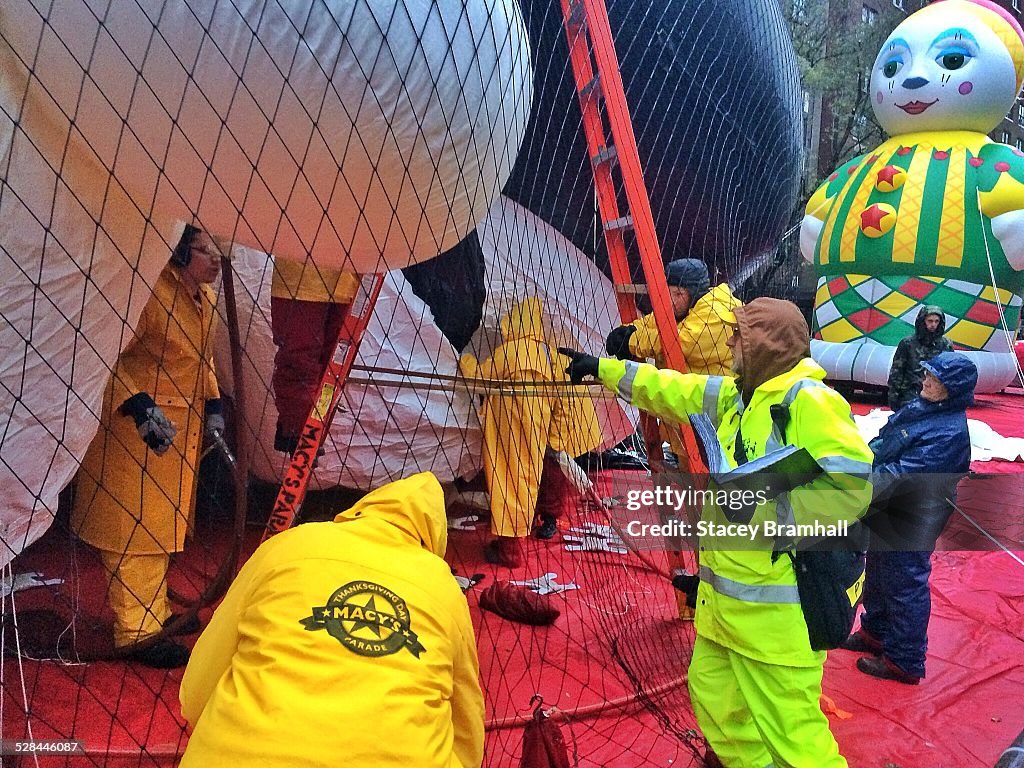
[533,347,605,538]
[605,258,741,464]
[459,297,554,567]
[72,225,222,669]
[561,298,873,768]
[270,258,359,454]
[179,472,484,768]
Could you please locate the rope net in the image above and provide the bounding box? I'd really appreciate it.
[0,0,802,765]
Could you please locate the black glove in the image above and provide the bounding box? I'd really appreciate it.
[557,347,600,384]
[204,398,226,440]
[605,325,636,359]
[119,392,177,455]
[671,573,700,609]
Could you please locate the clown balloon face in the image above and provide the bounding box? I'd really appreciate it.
[871,0,1022,136]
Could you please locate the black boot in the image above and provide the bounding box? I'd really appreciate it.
[274,425,299,455]
[125,639,190,669]
[534,514,558,540]
[163,613,202,636]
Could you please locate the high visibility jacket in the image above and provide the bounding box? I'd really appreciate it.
[627,283,741,375]
[598,356,873,666]
[271,258,358,304]
[72,265,219,554]
[179,473,484,768]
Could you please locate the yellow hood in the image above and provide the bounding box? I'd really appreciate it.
[334,472,447,557]
[500,297,547,342]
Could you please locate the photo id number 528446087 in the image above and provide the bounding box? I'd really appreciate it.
[1,740,85,755]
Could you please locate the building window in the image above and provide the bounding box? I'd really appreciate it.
[1018,138,1024,151]
[892,0,904,8]
[1014,0,1020,12]
[1001,130,1011,144]
[1018,105,1024,126]
[862,4,879,24]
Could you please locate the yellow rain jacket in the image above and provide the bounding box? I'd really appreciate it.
[72,265,219,554]
[598,350,872,666]
[179,473,484,768]
[548,349,602,458]
[627,283,741,375]
[460,298,554,538]
[271,258,358,303]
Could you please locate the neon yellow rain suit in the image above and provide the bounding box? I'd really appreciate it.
[179,473,484,768]
[460,298,554,538]
[598,299,872,768]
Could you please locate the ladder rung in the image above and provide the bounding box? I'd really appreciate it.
[604,215,634,232]
[566,1,586,29]
[615,284,649,295]
[580,74,601,100]
[591,145,618,168]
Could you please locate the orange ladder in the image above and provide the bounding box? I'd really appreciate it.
[559,0,705,611]
[262,272,385,541]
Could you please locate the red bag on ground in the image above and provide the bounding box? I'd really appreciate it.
[521,700,571,768]
[479,581,560,626]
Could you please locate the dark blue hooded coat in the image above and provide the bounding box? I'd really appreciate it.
[868,352,978,549]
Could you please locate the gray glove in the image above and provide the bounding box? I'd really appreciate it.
[119,393,176,455]
[204,398,226,440]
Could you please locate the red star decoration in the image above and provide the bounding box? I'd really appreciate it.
[933,150,949,160]
[876,165,902,186]
[995,161,1011,172]
[897,146,913,156]
[969,157,984,167]
[847,165,859,175]
[861,204,891,232]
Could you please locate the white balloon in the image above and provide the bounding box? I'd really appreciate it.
[13,0,533,272]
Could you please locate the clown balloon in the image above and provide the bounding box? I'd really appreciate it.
[801,0,1024,392]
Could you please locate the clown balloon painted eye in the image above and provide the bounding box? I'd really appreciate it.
[800,0,1024,394]
[938,50,970,69]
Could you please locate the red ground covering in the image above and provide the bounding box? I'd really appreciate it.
[3,394,1023,767]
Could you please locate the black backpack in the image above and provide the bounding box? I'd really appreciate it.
[751,394,867,651]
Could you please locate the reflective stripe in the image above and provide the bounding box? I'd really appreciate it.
[773,493,797,553]
[782,378,828,406]
[698,565,801,604]
[776,494,796,528]
[703,376,725,423]
[766,378,830,452]
[618,360,640,401]
[818,455,872,475]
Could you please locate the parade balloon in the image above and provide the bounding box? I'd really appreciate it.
[3,0,532,273]
[801,0,1024,392]
[409,0,804,348]
[0,0,532,564]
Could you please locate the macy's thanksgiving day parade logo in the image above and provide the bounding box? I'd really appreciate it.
[301,580,426,659]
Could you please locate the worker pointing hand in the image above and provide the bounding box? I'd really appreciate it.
[556,347,599,384]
